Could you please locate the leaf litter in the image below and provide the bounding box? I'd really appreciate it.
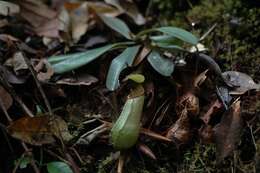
[0,1,259,173]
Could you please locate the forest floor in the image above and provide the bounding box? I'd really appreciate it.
[0,0,259,173]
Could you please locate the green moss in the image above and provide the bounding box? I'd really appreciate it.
[154,0,260,81]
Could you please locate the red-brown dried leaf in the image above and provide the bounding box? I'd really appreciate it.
[213,100,243,162]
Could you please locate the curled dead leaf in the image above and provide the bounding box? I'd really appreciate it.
[213,100,243,162]
[35,59,54,81]
[4,52,28,75]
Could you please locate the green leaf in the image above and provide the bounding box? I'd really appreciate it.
[147,51,174,76]
[48,44,114,74]
[150,35,184,50]
[126,74,145,83]
[19,156,31,169]
[154,42,185,51]
[150,35,178,43]
[106,45,140,91]
[155,27,198,45]
[47,161,73,173]
[99,14,133,40]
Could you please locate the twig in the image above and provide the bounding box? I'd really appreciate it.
[199,23,217,41]
[69,147,83,164]
[45,149,70,165]
[22,55,53,116]
[65,153,80,173]
[12,153,25,173]
[117,152,125,173]
[0,95,12,122]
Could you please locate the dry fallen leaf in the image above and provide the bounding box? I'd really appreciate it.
[133,46,151,66]
[199,125,214,144]
[0,64,28,84]
[18,0,57,28]
[105,0,145,25]
[88,1,120,17]
[0,85,13,110]
[200,99,222,124]
[56,74,98,86]
[34,59,54,81]
[64,2,89,43]
[177,92,200,117]
[166,109,191,144]
[193,69,208,88]
[4,52,28,75]
[213,100,243,162]
[17,0,61,38]
[7,115,72,146]
[0,1,20,16]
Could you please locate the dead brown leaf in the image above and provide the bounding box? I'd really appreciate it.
[177,92,200,117]
[213,100,243,162]
[193,69,208,88]
[7,115,72,146]
[166,109,191,144]
[16,0,62,38]
[4,52,28,75]
[64,2,89,43]
[133,46,151,66]
[0,64,28,84]
[200,99,222,124]
[18,0,57,28]
[34,59,54,81]
[0,85,13,110]
[0,1,20,16]
[88,2,121,17]
[105,0,145,25]
[56,74,98,86]
[199,125,214,144]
